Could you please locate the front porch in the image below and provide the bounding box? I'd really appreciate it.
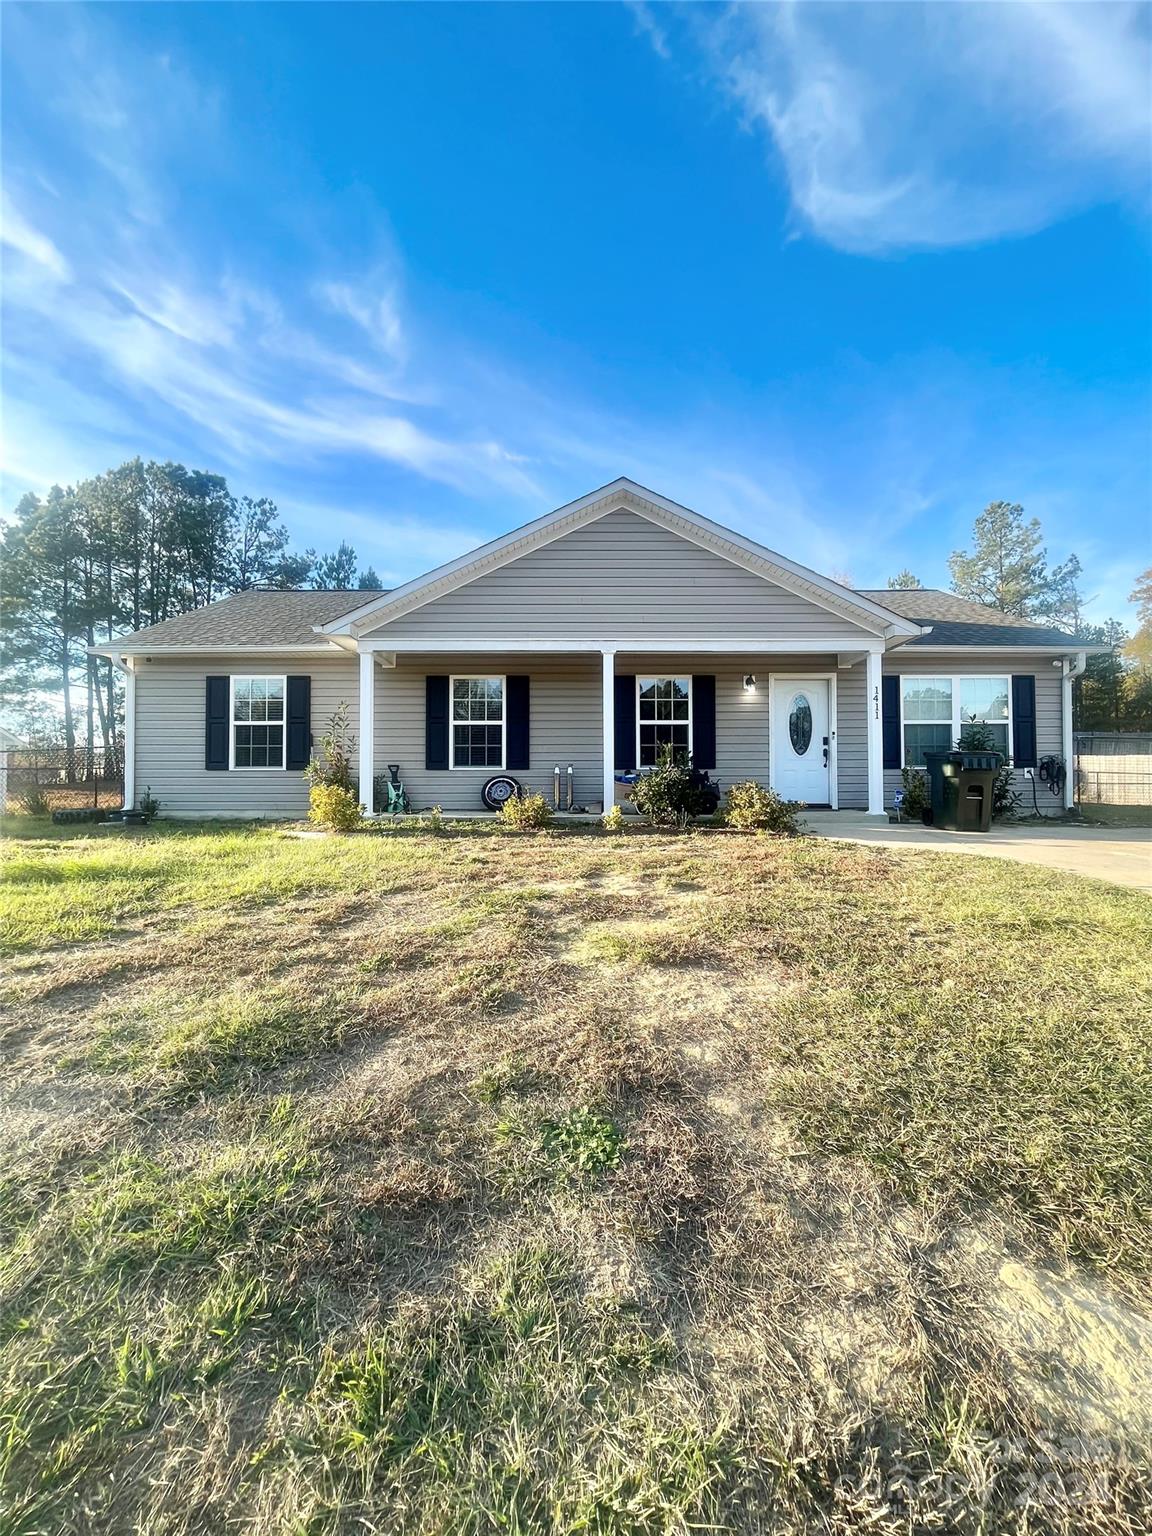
[354,642,889,818]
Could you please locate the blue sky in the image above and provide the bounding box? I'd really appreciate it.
[3,1,1149,621]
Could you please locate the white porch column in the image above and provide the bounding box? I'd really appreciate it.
[601,647,616,815]
[865,647,884,816]
[122,659,136,811]
[358,649,375,815]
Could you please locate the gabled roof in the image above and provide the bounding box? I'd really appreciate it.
[321,478,924,640]
[857,590,1101,649]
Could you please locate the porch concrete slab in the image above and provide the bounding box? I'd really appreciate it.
[802,811,1152,893]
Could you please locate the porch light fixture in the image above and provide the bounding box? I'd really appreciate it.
[743,674,757,693]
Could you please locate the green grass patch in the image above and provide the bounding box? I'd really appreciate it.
[3,822,1151,1532]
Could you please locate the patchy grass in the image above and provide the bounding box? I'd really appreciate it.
[1,820,1151,1534]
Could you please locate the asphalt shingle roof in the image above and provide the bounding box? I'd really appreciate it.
[855,589,1077,647]
[117,589,374,648]
[109,583,1077,651]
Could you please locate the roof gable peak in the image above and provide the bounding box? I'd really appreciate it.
[320,480,922,639]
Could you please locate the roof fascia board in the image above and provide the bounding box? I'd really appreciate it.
[88,643,345,658]
[895,643,1115,656]
[329,478,917,639]
[356,636,886,653]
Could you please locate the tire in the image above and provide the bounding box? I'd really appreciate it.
[481,775,522,810]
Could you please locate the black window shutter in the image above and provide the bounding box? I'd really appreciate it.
[1011,675,1037,768]
[205,676,229,770]
[506,675,530,770]
[691,675,716,769]
[882,675,901,770]
[426,676,449,770]
[285,676,311,770]
[614,674,636,771]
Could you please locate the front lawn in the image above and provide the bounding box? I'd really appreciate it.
[2,821,1151,1534]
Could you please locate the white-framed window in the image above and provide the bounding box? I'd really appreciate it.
[231,675,286,769]
[450,675,505,769]
[900,675,1011,767]
[637,676,692,768]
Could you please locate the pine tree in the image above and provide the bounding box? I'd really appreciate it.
[886,570,923,589]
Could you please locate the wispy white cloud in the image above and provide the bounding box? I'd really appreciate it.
[651,1,1152,253]
[1,194,72,281]
[318,279,406,367]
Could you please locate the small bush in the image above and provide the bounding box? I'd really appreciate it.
[601,804,624,832]
[308,783,363,833]
[14,784,51,817]
[629,748,713,827]
[305,703,356,792]
[722,780,802,835]
[500,792,553,830]
[425,805,445,832]
[138,785,160,820]
[899,766,930,819]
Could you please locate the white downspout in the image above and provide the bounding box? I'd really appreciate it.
[1061,651,1087,811]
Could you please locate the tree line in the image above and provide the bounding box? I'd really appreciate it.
[2,470,1149,751]
[886,500,1152,733]
[0,458,383,755]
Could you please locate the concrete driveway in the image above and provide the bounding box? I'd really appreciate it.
[803,811,1152,893]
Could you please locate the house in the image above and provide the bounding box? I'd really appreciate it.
[92,478,1100,819]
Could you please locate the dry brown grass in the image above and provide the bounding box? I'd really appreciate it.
[2,821,1151,1534]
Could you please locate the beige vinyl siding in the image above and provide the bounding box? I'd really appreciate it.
[881,654,1064,816]
[364,510,878,644]
[377,651,870,812]
[134,654,358,817]
[374,653,601,811]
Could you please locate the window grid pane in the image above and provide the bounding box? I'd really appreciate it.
[903,723,952,766]
[450,678,503,766]
[234,724,284,768]
[901,677,952,723]
[232,678,285,766]
[959,677,1009,725]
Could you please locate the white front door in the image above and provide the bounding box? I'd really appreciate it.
[772,678,831,805]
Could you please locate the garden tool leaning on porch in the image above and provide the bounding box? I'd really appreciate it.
[385,764,410,815]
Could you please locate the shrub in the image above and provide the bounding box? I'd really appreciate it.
[629,747,714,827]
[308,783,363,834]
[601,804,624,833]
[138,786,160,820]
[305,703,356,792]
[500,792,553,830]
[899,767,930,819]
[722,780,802,835]
[14,784,51,817]
[956,725,1020,819]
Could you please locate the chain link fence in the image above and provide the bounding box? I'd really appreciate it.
[2,746,125,815]
[1074,734,1152,808]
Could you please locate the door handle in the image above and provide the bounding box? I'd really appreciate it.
[822,736,829,768]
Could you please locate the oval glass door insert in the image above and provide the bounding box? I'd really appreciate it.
[788,694,813,755]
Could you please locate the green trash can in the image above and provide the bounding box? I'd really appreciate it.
[924,750,1003,831]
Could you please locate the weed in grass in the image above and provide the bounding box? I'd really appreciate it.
[471,1054,544,1104]
[541,1106,624,1182]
